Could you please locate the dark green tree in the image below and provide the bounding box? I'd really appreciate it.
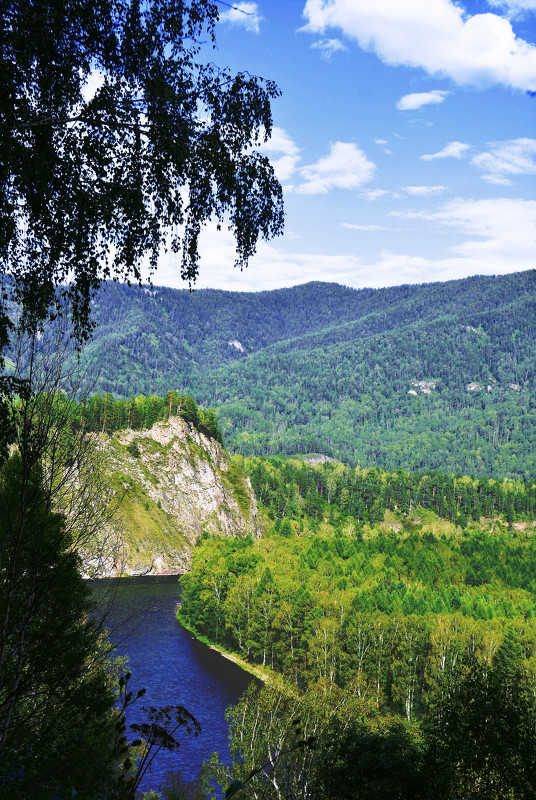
[179,393,200,427]
[313,718,423,800]
[0,0,284,350]
[0,452,117,798]
[0,328,123,797]
[199,407,223,443]
[424,636,536,799]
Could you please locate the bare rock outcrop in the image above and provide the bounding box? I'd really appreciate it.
[85,416,260,577]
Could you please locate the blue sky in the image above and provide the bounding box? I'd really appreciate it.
[156,0,536,292]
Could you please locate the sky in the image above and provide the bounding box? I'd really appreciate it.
[155,0,536,293]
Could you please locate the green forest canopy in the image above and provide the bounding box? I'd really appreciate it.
[65,270,536,478]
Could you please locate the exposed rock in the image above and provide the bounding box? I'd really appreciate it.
[411,380,437,394]
[303,454,337,465]
[85,416,260,577]
[465,325,484,336]
[228,339,245,352]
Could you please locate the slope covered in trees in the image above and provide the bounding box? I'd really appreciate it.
[72,270,536,477]
[180,456,536,706]
[175,455,536,799]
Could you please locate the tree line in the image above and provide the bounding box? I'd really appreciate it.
[181,638,536,800]
[245,456,536,527]
[73,390,223,442]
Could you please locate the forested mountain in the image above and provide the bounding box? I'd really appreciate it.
[77,270,536,478]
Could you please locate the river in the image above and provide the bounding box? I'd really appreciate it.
[91,575,257,794]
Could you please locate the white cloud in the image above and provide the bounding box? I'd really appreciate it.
[311,38,348,59]
[219,2,262,33]
[436,198,536,263]
[296,142,376,194]
[471,138,536,183]
[361,188,400,200]
[153,197,535,292]
[394,197,536,263]
[341,223,391,230]
[397,90,449,110]
[302,0,536,90]
[374,139,388,145]
[404,185,447,196]
[487,0,536,15]
[421,141,471,160]
[262,127,301,182]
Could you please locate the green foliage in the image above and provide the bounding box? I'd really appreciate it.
[425,638,536,799]
[74,390,223,442]
[198,655,536,800]
[245,456,536,528]
[314,717,423,800]
[1,0,283,350]
[224,458,252,517]
[128,440,141,459]
[67,270,536,478]
[179,457,536,721]
[0,453,117,798]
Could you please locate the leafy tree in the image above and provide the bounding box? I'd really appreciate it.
[313,717,423,800]
[179,393,201,427]
[0,0,284,349]
[0,328,122,797]
[199,407,223,443]
[0,455,117,797]
[424,638,536,799]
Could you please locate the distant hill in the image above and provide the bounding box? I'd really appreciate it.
[78,270,536,478]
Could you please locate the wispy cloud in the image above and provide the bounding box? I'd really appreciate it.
[341,223,391,231]
[361,189,393,201]
[404,185,447,196]
[311,38,348,59]
[156,198,536,292]
[219,2,262,33]
[487,0,536,16]
[296,142,376,195]
[397,90,449,110]
[302,0,536,90]
[471,138,536,184]
[420,141,471,160]
[392,197,536,264]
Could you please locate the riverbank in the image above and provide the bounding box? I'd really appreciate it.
[176,613,286,688]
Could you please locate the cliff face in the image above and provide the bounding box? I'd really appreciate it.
[85,416,260,576]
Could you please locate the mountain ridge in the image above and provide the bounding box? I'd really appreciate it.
[75,270,535,478]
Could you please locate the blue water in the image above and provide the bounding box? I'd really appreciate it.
[91,576,257,793]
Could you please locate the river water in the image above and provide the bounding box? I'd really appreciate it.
[91,575,257,794]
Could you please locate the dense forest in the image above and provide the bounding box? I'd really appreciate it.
[180,457,536,698]
[175,456,536,799]
[69,270,536,478]
[73,390,223,443]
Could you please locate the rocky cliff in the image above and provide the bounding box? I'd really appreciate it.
[84,416,260,576]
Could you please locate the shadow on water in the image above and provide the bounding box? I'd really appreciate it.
[90,575,259,793]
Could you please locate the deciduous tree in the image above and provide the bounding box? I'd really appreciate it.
[0,0,284,350]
